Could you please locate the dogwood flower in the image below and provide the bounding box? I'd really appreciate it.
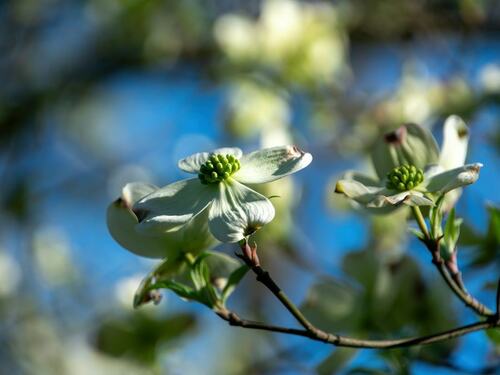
[107,182,217,259]
[133,145,312,243]
[335,116,481,212]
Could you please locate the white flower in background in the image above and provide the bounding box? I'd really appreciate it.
[479,64,500,93]
[107,182,217,258]
[133,145,312,243]
[226,81,291,138]
[213,0,346,86]
[114,274,158,310]
[213,15,257,62]
[335,116,481,212]
[260,0,303,61]
[33,227,76,285]
[0,251,21,297]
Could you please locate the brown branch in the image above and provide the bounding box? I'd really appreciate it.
[216,305,500,349]
[423,239,495,317]
[226,243,500,350]
[410,206,494,317]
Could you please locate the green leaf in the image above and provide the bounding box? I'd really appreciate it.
[300,278,360,332]
[429,194,445,240]
[190,255,210,290]
[221,265,249,303]
[441,208,462,260]
[137,251,245,309]
[204,251,242,279]
[485,327,500,348]
[94,313,196,364]
[467,204,500,268]
[150,280,197,301]
[316,348,357,375]
[133,256,187,308]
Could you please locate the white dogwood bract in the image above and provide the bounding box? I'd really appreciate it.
[134,145,312,242]
[107,182,217,258]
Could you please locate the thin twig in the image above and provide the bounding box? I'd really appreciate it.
[216,307,500,349]
[410,207,494,317]
[236,252,329,337]
[424,240,494,317]
[229,244,500,349]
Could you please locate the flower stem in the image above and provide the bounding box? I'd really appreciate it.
[412,206,430,239]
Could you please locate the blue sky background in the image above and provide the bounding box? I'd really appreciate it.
[1,6,499,372]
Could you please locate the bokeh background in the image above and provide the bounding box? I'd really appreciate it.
[1,0,499,374]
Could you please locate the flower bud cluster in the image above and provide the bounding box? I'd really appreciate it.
[199,154,241,184]
[386,165,424,192]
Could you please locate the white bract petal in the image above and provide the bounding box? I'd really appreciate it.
[335,176,434,210]
[425,163,482,194]
[122,182,158,205]
[134,178,216,234]
[181,207,219,252]
[439,115,469,171]
[107,183,177,259]
[369,190,411,207]
[334,179,386,205]
[371,123,439,180]
[342,170,381,187]
[370,191,433,208]
[403,192,434,206]
[233,145,312,184]
[178,147,243,174]
[208,180,275,242]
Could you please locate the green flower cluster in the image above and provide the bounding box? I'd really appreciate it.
[386,165,424,192]
[198,154,241,184]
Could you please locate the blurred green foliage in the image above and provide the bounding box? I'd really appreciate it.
[1,0,499,374]
[95,312,196,364]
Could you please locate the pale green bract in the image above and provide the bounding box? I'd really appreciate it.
[133,145,312,243]
[107,182,218,259]
[335,115,482,213]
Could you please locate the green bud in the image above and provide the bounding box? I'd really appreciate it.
[386,164,424,192]
[198,153,241,184]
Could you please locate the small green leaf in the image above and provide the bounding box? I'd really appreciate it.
[149,280,197,301]
[221,265,249,303]
[408,227,426,241]
[301,278,360,332]
[485,327,500,348]
[429,194,445,240]
[441,208,463,260]
[133,256,187,307]
[316,347,357,375]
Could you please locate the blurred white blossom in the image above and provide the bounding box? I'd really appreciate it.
[479,64,500,93]
[0,250,21,297]
[33,227,76,285]
[214,0,347,86]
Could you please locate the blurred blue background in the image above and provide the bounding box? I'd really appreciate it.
[0,1,499,374]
